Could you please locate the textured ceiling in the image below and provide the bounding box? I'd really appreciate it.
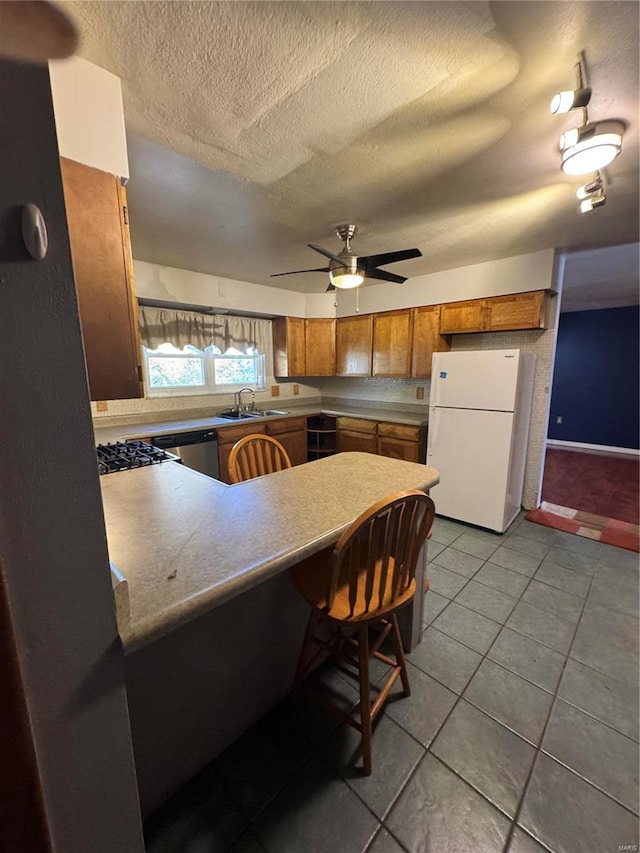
[63,1,639,300]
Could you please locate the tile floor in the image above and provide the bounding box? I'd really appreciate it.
[144,514,640,853]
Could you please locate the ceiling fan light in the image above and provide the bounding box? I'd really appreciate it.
[560,121,624,175]
[550,87,591,115]
[329,268,365,289]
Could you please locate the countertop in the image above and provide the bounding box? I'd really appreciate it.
[94,403,428,445]
[101,452,439,652]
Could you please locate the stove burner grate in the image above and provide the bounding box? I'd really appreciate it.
[96,440,178,474]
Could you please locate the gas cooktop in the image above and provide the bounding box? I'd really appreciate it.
[96,440,180,475]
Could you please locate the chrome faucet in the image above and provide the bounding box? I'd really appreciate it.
[235,387,255,412]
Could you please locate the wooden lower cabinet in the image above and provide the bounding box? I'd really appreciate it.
[217,417,307,482]
[337,417,425,462]
[267,417,307,467]
[217,422,267,483]
[337,429,378,454]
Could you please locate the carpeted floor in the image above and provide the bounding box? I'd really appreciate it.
[542,448,639,525]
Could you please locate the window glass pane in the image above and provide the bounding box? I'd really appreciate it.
[213,357,257,385]
[148,356,206,388]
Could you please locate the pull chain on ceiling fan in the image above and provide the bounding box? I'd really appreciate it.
[271,224,422,291]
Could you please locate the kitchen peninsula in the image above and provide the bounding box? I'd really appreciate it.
[101,451,439,814]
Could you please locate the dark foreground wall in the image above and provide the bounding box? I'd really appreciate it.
[548,306,639,449]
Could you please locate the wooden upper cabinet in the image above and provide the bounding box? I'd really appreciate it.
[439,298,487,334]
[411,305,451,377]
[272,317,305,377]
[486,291,547,331]
[60,157,142,401]
[304,318,336,375]
[336,315,373,376]
[372,309,413,377]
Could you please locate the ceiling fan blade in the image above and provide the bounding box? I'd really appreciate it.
[365,268,407,284]
[307,243,344,264]
[361,248,422,268]
[270,267,329,277]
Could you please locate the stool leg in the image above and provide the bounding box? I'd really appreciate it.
[391,613,411,697]
[292,609,320,695]
[357,624,373,776]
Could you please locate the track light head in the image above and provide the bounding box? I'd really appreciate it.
[550,87,592,115]
[579,192,606,213]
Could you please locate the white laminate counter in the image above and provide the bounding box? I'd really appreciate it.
[101,452,439,652]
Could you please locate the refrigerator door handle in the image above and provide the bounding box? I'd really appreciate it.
[427,408,439,458]
[431,354,440,407]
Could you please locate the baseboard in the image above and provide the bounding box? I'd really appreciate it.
[546,439,640,458]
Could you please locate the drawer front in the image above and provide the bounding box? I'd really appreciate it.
[377,422,421,441]
[267,416,307,435]
[336,429,378,454]
[377,436,422,463]
[216,422,267,445]
[337,416,377,435]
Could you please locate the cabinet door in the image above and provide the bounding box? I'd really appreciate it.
[60,157,142,401]
[411,306,450,377]
[377,435,422,463]
[440,299,487,334]
[486,291,546,331]
[274,429,308,467]
[305,319,336,375]
[337,429,378,454]
[272,317,305,377]
[336,315,373,376]
[373,310,413,377]
[217,422,267,484]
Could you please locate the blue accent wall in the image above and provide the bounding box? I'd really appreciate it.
[548,306,639,449]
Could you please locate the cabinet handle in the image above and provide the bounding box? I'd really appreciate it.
[122,205,128,225]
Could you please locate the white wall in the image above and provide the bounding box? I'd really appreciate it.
[1,59,143,852]
[49,56,129,178]
[335,249,556,316]
[133,260,307,317]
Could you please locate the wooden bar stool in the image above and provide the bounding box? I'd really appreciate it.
[290,489,435,775]
[228,434,292,483]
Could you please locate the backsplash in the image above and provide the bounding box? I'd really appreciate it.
[91,379,322,426]
[91,376,429,425]
[318,376,431,405]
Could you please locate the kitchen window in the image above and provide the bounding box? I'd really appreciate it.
[139,305,270,398]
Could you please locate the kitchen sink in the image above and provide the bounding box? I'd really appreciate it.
[217,409,289,420]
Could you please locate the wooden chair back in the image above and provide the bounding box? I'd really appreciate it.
[228,434,293,483]
[327,490,435,619]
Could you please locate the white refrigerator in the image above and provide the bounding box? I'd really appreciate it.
[427,350,536,533]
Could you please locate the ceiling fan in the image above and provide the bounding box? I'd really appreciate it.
[271,224,422,291]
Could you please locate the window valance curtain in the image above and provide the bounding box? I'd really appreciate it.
[138,306,272,372]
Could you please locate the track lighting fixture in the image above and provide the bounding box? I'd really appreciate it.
[576,172,606,213]
[579,192,606,214]
[551,52,624,212]
[550,87,591,115]
[576,175,603,200]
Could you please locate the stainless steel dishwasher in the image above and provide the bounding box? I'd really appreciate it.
[151,429,219,479]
